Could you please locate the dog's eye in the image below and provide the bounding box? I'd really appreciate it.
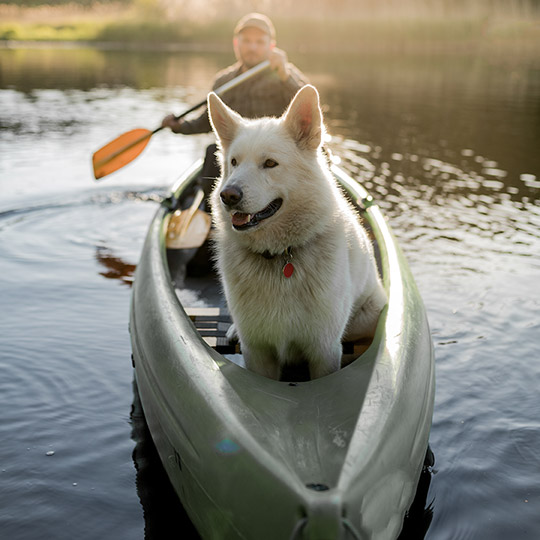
[231,158,237,167]
[264,159,278,169]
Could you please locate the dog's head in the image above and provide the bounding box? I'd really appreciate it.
[208,85,330,252]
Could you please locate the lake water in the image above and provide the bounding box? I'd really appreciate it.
[1,44,539,539]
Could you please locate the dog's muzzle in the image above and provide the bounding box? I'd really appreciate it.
[229,198,283,230]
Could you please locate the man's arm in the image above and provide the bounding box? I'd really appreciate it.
[161,65,241,135]
[282,62,308,93]
[161,109,212,135]
[270,48,308,91]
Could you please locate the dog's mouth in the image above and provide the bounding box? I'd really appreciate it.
[231,198,283,230]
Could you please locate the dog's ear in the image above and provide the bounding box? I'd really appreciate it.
[207,92,241,148]
[283,85,323,151]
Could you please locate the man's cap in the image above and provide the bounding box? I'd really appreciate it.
[234,13,276,40]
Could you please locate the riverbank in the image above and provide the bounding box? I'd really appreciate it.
[1,2,539,54]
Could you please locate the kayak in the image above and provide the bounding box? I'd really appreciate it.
[129,160,435,539]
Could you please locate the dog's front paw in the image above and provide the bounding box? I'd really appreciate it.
[226,323,238,343]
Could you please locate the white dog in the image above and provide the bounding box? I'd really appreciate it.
[207,85,386,380]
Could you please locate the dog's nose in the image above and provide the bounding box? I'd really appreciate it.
[220,186,243,207]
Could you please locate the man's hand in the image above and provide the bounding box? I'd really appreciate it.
[269,48,290,81]
[161,114,183,133]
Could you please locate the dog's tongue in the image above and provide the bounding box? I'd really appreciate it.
[232,212,251,227]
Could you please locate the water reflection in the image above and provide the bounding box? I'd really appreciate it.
[2,46,538,207]
[131,380,200,540]
[398,447,435,540]
[0,45,229,91]
[328,131,540,271]
[96,246,136,286]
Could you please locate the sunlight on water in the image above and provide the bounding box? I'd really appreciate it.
[1,46,539,540]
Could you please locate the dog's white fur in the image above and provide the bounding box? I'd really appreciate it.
[208,85,386,380]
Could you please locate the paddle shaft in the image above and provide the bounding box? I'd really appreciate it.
[115,60,271,155]
[178,189,205,236]
[93,60,271,178]
[165,59,272,131]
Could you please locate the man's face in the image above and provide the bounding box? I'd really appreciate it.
[235,27,273,68]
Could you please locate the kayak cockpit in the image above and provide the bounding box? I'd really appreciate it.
[164,168,380,382]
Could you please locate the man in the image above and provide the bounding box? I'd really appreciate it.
[161,13,308,137]
[162,14,308,273]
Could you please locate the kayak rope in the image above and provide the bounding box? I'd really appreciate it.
[289,517,362,539]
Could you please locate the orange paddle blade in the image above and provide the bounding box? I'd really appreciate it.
[92,128,153,179]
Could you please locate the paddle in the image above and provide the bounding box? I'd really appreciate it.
[92,59,271,180]
[166,188,211,249]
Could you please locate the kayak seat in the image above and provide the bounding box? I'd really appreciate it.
[184,306,373,363]
[185,306,238,354]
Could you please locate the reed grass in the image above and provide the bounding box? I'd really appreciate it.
[1,1,539,51]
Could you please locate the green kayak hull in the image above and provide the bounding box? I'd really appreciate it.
[130,161,435,539]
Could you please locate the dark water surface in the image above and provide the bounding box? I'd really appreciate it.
[1,45,539,539]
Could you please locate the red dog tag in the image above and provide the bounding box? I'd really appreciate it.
[283,262,294,278]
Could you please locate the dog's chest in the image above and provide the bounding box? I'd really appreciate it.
[224,248,340,312]
[230,252,299,291]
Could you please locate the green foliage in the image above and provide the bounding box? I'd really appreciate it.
[2,2,540,49]
[0,0,130,5]
[96,21,183,43]
[0,21,101,41]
